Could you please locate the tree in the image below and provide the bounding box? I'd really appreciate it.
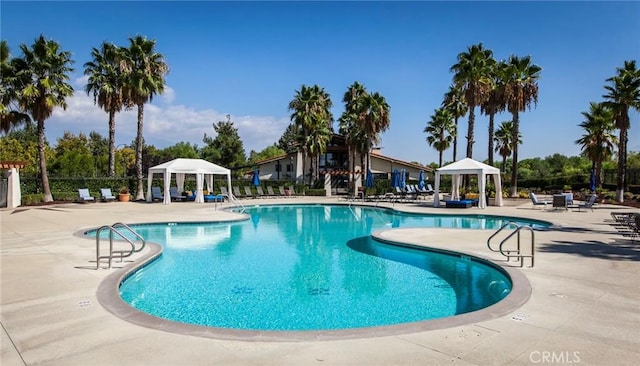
[441,84,467,162]
[603,60,640,202]
[424,108,455,167]
[502,55,541,197]
[494,120,521,173]
[288,84,333,185]
[13,35,74,202]
[248,144,286,165]
[361,92,390,173]
[160,141,199,161]
[201,115,246,177]
[450,43,495,160]
[1,40,31,134]
[277,123,302,153]
[84,42,125,177]
[481,61,506,166]
[575,102,617,189]
[339,81,369,183]
[121,35,168,200]
[49,131,93,177]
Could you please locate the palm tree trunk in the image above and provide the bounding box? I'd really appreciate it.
[595,159,602,189]
[135,103,145,201]
[453,117,458,162]
[108,109,116,177]
[466,106,475,159]
[439,150,443,168]
[501,156,506,173]
[488,113,495,166]
[37,119,53,202]
[616,127,627,202]
[510,111,520,197]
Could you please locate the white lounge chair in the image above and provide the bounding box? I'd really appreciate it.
[100,188,116,202]
[529,192,550,209]
[78,188,95,202]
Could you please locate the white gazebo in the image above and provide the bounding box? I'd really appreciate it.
[146,158,232,204]
[433,158,503,209]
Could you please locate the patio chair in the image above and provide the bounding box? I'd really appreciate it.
[170,187,186,201]
[266,186,277,197]
[552,194,568,211]
[220,186,230,198]
[100,188,116,202]
[243,186,256,198]
[78,188,95,202]
[278,186,292,198]
[151,186,164,201]
[529,192,550,209]
[571,194,597,212]
[256,186,267,198]
[233,186,247,199]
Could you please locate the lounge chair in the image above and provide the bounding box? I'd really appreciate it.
[220,186,230,198]
[78,188,95,202]
[256,186,268,198]
[170,187,186,201]
[278,186,292,198]
[233,186,246,199]
[571,194,597,212]
[151,186,164,201]
[100,188,116,202]
[529,192,550,209]
[445,200,472,208]
[244,186,255,198]
[266,186,277,197]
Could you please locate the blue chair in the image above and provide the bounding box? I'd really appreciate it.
[78,188,95,202]
[100,188,116,202]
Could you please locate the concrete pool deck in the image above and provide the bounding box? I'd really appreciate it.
[1,197,638,365]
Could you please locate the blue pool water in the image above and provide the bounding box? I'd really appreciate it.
[107,205,547,331]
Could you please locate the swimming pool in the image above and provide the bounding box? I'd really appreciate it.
[96,205,545,335]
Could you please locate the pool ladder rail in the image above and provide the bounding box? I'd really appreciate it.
[95,222,146,269]
[487,221,535,268]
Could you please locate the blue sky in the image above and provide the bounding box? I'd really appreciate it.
[2,1,639,166]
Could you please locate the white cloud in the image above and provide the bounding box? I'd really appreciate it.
[45,89,289,153]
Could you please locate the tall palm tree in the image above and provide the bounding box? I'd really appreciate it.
[502,55,541,197]
[481,61,506,166]
[13,35,74,202]
[339,81,369,181]
[121,35,168,200]
[360,92,390,172]
[603,60,640,202]
[494,120,521,173]
[288,84,333,185]
[575,102,617,189]
[424,108,455,167]
[1,40,31,134]
[84,42,125,177]
[441,84,467,162]
[450,43,495,160]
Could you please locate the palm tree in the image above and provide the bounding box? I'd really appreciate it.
[360,92,390,172]
[502,55,542,197]
[288,84,333,185]
[424,108,455,167]
[121,35,168,200]
[575,102,617,189]
[13,35,74,202]
[84,42,125,177]
[450,43,495,160]
[441,84,467,162]
[602,60,640,202]
[1,40,31,134]
[494,120,521,173]
[339,82,369,182]
[481,61,506,166]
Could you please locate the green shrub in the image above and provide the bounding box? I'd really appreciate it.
[22,194,44,205]
[305,189,326,196]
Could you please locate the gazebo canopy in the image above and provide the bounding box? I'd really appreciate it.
[147,158,231,204]
[433,158,502,209]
